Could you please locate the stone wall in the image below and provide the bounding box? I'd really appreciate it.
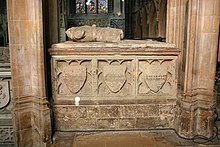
[54,103,176,131]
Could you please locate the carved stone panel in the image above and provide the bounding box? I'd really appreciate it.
[52,55,177,102]
[138,58,177,97]
[0,126,14,143]
[0,71,14,145]
[55,60,92,97]
[97,59,133,97]
[0,81,10,109]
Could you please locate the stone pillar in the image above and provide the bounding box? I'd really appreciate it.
[166,0,187,46]
[218,31,220,61]
[7,0,51,146]
[166,0,189,88]
[177,0,220,138]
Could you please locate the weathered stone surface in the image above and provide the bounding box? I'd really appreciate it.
[0,81,10,109]
[7,0,52,146]
[15,129,33,147]
[50,40,179,132]
[18,111,32,130]
[0,47,10,63]
[195,109,213,137]
[52,39,176,48]
[65,25,124,43]
[0,126,14,143]
[177,108,196,137]
[50,41,178,102]
[97,118,120,129]
[121,105,137,117]
[54,104,176,131]
[175,0,220,138]
[159,104,176,115]
[136,117,166,128]
[85,106,99,118]
[119,118,136,129]
[135,105,149,117]
[98,106,121,118]
[5,0,219,146]
[148,105,160,116]
[55,117,97,130]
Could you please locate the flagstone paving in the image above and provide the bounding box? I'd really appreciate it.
[52,130,220,147]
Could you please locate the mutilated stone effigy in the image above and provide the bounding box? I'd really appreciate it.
[65,25,124,43]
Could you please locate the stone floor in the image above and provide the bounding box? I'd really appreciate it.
[52,129,220,147]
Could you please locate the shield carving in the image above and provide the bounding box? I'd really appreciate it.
[0,81,10,109]
[144,61,168,93]
[103,65,127,93]
[62,65,87,94]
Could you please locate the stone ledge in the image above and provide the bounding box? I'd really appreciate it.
[49,40,179,56]
[52,40,176,48]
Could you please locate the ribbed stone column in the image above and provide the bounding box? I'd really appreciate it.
[166,0,189,88]
[7,0,51,146]
[177,0,220,138]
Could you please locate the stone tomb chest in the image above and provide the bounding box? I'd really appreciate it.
[49,40,179,131]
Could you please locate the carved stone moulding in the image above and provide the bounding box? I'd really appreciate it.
[11,94,52,146]
[177,105,214,138]
[0,63,11,87]
[176,91,215,138]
